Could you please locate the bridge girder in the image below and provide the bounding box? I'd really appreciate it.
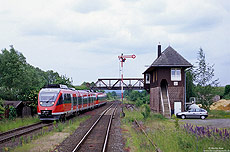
[91,78,144,90]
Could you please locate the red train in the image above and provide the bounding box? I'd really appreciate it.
[37,84,107,121]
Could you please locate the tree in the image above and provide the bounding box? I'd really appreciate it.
[185,68,196,102]
[75,82,92,90]
[194,48,219,110]
[224,85,230,96]
[124,90,149,105]
[0,46,73,102]
[106,91,117,100]
[0,46,28,100]
[45,70,60,84]
[45,70,73,87]
[224,85,230,99]
[111,91,117,98]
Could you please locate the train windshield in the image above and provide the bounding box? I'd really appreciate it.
[39,92,59,102]
[39,91,59,106]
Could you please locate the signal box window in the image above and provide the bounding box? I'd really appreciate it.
[153,71,156,83]
[146,73,150,84]
[171,68,181,81]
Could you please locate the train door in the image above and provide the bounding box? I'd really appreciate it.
[79,94,82,110]
[89,94,91,107]
[76,93,78,112]
[82,95,84,108]
[87,93,89,107]
[78,95,81,110]
[91,95,94,107]
[71,94,73,111]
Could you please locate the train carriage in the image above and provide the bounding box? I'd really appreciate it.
[37,84,107,121]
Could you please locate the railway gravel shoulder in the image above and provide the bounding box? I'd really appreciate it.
[107,103,125,152]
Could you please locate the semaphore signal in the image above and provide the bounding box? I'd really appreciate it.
[118,53,136,116]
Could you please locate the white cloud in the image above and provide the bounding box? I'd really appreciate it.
[73,0,110,13]
[0,0,229,85]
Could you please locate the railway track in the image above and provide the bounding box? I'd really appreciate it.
[134,119,161,152]
[0,122,52,144]
[125,104,161,152]
[72,103,118,152]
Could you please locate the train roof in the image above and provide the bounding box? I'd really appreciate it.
[41,84,105,95]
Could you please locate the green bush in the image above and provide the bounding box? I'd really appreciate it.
[9,106,17,120]
[209,110,230,118]
[151,113,166,120]
[224,94,230,100]
[0,106,4,119]
[135,98,143,107]
[174,118,179,130]
[0,99,5,119]
[224,85,230,95]
[224,85,230,99]
[141,104,150,119]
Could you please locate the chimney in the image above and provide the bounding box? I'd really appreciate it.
[158,43,161,58]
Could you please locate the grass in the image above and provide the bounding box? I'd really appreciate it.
[122,108,230,152]
[147,121,230,152]
[121,109,156,152]
[208,110,230,119]
[9,129,54,152]
[54,115,90,133]
[0,116,40,132]
[123,99,135,105]
[7,115,90,152]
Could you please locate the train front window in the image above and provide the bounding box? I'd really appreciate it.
[39,92,58,102]
[39,91,59,106]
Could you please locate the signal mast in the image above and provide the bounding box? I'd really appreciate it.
[118,53,136,109]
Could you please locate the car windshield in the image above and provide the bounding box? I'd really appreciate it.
[39,92,58,102]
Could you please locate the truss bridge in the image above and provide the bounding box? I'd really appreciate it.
[91,78,144,90]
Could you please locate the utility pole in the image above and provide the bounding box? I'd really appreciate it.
[118,53,136,116]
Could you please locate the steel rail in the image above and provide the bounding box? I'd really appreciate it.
[0,122,42,137]
[134,119,161,152]
[72,103,115,152]
[0,122,52,144]
[102,105,118,152]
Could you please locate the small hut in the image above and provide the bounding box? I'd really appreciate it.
[143,45,192,118]
[3,101,32,118]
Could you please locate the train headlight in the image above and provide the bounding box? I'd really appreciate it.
[52,102,54,105]
[40,102,43,105]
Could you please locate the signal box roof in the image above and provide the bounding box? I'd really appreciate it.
[144,46,192,73]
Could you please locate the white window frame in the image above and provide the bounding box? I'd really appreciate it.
[171,68,181,81]
[146,73,150,84]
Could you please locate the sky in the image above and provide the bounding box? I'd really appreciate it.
[0,0,229,86]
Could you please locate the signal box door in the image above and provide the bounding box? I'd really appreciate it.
[174,101,181,115]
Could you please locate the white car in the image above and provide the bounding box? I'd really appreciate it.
[176,108,208,119]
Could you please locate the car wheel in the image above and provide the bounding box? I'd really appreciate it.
[181,115,186,119]
[201,115,206,119]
